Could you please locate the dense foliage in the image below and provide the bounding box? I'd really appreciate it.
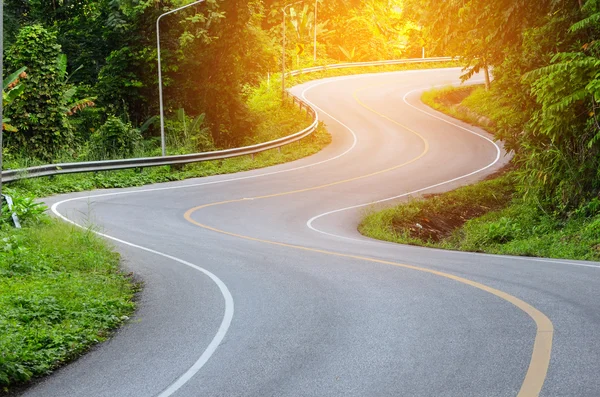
[2,0,419,160]
[408,0,600,215]
[4,25,72,159]
[3,0,598,215]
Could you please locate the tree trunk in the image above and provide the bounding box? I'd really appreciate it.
[484,63,491,91]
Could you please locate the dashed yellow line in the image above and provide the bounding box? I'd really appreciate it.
[184,81,553,396]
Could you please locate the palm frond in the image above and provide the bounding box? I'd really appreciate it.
[3,67,27,90]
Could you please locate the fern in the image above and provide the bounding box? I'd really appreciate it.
[569,12,600,33]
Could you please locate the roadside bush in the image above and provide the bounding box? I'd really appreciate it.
[164,109,214,155]
[485,217,522,244]
[89,116,141,160]
[573,197,600,218]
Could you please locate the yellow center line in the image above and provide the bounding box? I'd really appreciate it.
[184,81,553,396]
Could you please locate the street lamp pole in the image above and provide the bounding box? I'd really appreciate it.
[313,0,318,62]
[157,0,205,157]
[281,1,303,95]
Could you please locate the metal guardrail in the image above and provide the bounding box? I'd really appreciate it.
[2,57,453,183]
[2,98,317,183]
[287,57,454,77]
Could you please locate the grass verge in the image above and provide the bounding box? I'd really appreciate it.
[359,86,600,261]
[0,219,137,392]
[10,91,330,197]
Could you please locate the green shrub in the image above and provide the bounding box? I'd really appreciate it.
[485,217,522,244]
[89,116,141,160]
[164,109,214,155]
[573,198,600,218]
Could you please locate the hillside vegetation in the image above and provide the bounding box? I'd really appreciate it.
[360,84,600,260]
[359,0,600,259]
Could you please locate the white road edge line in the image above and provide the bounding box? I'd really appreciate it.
[49,71,398,396]
[51,201,235,397]
[306,79,498,235]
[48,69,597,396]
[305,80,600,270]
[47,69,462,204]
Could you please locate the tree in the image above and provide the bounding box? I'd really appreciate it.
[4,25,72,160]
[172,0,273,146]
[518,0,600,211]
[406,0,556,89]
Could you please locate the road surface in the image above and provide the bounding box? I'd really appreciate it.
[26,68,600,397]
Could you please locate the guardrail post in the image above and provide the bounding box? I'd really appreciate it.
[282,90,288,106]
[2,195,21,229]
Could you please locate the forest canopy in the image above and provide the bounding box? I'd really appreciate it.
[2,0,423,160]
[2,0,600,214]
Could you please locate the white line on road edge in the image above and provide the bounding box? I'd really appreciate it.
[47,69,464,207]
[48,71,394,396]
[47,74,366,206]
[51,200,234,397]
[305,80,600,270]
[52,199,235,397]
[306,79,499,235]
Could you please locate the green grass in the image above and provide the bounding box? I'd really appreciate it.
[360,172,600,260]
[0,219,137,391]
[360,85,600,261]
[443,198,600,260]
[421,85,483,124]
[359,174,517,247]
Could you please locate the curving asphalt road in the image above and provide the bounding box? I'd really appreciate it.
[25,68,600,397]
